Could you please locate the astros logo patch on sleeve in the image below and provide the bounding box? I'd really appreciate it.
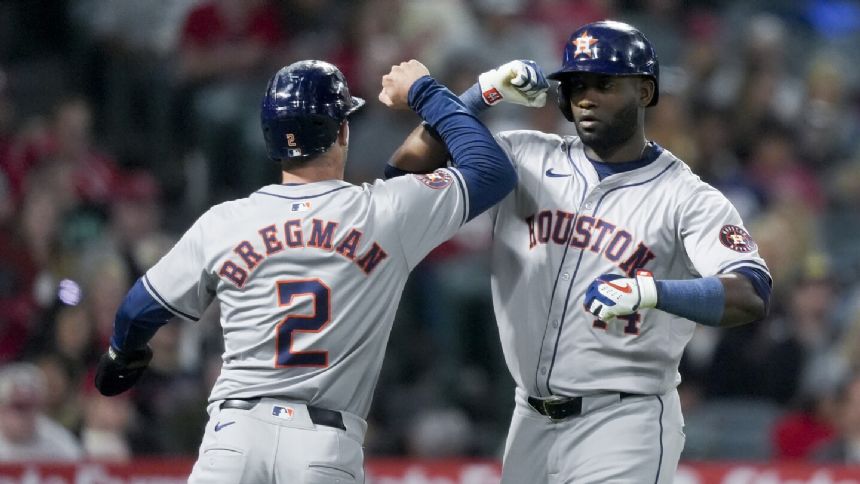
[416,170,453,189]
[719,225,757,252]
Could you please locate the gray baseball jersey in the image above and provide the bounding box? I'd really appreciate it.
[489,130,770,398]
[143,171,468,419]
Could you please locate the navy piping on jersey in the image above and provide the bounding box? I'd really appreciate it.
[718,259,770,275]
[256,185,351,200]
[545,160,677,394]
[533,140,590,397]
[653,395,665,484]
[143,274,200,321]
[448,168,469,225]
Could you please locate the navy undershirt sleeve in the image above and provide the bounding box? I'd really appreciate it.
[110,278,173,351]
[733,266,773,314]
[384,164,413,179]
[407,75,516,220]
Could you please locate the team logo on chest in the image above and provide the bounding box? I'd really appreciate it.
[719,225,756,253]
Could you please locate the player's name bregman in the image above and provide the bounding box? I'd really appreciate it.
[218,218,388,288]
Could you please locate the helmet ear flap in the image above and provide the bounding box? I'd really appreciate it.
[557,82,573,122]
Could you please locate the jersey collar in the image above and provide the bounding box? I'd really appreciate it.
[568,139,674,187]
[254,180,353,200]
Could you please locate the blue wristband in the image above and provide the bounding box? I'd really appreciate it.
[655,277,725,326]
[458,83,490,115]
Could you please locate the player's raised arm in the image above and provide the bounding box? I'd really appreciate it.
[384,59,549,178]
[380,60,518,220]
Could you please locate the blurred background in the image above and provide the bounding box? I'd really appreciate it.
[1,0,860,472]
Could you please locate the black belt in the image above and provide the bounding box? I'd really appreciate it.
[220,398,346,431]
[528,393,636,420]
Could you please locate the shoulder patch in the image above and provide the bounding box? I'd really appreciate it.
[719,225,757,253]
[415,169,453,189]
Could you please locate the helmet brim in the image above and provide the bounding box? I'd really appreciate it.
[346,96,365,116]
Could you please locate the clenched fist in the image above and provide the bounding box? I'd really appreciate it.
[379,60,431,109]
[583,270,658,321]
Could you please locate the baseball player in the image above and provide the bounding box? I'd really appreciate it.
[387,21,772,483]
[93,59,516,483]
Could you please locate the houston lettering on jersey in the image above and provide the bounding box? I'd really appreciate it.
[526,209,656,276]
[218,218,388,287]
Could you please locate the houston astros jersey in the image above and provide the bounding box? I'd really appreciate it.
[142,171,468,419]
[490,130,769,398]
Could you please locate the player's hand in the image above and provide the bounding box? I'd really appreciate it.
[94,345,153,396]
[478,60,549,107]
[584,270,658,321]
[379,60,431,109]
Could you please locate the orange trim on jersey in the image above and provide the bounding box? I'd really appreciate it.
[536,210,552,244]
[218,260,248,288]
[570,215,594,248]
[335,228,362,260]
[307,218,338,251]
[589,218,616,254]
[619,242,656,276]
[551,210,575,245]
[604,229,632,262]
[284,219,304,248]
[234,240,264,271]
[259,224,285,256]
[356,242,388,275]
[274,278,332,368]
[525,215,537,249]
[620,313,641,336]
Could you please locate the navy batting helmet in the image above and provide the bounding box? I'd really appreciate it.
[261,60,365,161]
[548,20,659,121]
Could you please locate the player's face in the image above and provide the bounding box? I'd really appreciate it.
[565,74,642,155]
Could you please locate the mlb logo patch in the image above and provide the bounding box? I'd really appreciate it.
[272,406,295,420]
[416,170,454,189]
[291,201,312,212]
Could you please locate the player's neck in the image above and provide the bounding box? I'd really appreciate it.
[282,153,345,183]
[585,133,648,164]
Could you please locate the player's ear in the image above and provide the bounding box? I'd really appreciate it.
[639,78,655,107]
[337,121,349,147]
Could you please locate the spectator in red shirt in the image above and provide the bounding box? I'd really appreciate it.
[3,97,120,210]
[177,0,286,203]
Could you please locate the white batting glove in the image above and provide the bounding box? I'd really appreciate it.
[583,270,658,321]
[478,60,548,107]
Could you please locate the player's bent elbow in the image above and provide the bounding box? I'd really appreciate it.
[721,293,767,327]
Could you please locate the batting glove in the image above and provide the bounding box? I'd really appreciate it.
[584,270,658,321]
[94,344,153,396]
[478,60,549,107]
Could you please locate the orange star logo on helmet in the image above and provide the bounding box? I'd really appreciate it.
[573,31,598,58]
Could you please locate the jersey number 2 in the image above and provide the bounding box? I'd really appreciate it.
[275,279,330,367]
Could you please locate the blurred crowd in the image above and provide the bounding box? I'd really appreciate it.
[1,0,860,465]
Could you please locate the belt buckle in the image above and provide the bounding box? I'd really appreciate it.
[541,396,570,421]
